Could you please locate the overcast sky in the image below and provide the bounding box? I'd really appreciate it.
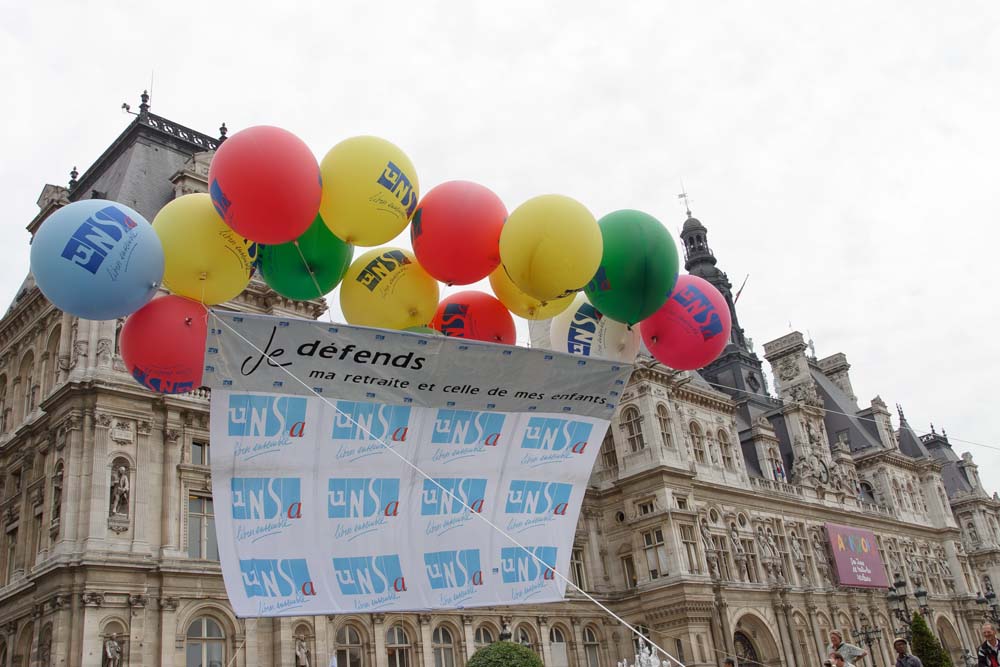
[2,1,998,489]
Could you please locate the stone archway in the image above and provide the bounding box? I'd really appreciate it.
[936,616,963,666]
[733,613,782,667]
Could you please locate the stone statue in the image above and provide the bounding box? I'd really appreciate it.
[756,527,775,559]
[295,636,310,667]
[700,519,713,552]
[103,636,122,667]
[730,527,745,555]
[52,469,63,520]
[790,535,805,563]
[110,466,129,516]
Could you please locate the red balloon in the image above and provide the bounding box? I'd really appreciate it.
[430,291,516,344]
[639,275,732,371]
[121,295,208,394]
[208,126,321,244]
[411,181,507,285]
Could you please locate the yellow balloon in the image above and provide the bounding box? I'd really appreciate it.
[319,136,419,247]
[489,266,574,320]
[153,193,253,305]
[340,247,439,330]
[498,195,602,301]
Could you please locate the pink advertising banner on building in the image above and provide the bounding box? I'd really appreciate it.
[824,522,890,588]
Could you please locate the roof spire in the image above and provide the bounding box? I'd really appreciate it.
[677,180,693,218]
[930,422,936,434]
[139,89,150,116]
[896,403,907,424]
[68,166,78,190]
[218,122,228,144]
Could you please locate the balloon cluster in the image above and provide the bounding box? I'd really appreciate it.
[29,125,734,396]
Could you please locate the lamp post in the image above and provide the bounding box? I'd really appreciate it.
[888,573,933,642]
[851,621,885,667]
[976,589,1000,624]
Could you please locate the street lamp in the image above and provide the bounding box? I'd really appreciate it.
[851,620,885,667]
[976,590,1000,623]
[888,573,933,641]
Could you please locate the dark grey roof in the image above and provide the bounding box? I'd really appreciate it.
[922,434,973,497]
[810,367,883,452]
[895,422,931,459]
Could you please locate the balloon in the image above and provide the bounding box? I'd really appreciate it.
[259,215,353,300]
[488,266,574,320]
[639,275,732,371]
[29,199,163,320]
[498,195,602,301]
[121,295,207,394]
[411,181,506,285]
[319,136,419,247]
[584,209,679,324]
[208,125,321,244]
[430,291,515,344]
[340,247,439,330]
[551,294,641,363]
[153,194,254,305]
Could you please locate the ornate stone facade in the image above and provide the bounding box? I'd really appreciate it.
[0,99,996,667]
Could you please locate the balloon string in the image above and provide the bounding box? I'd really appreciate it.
[292,240,334,324]
[208,310,683,667]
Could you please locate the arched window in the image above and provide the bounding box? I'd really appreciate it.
[859,482,876,503]
[600,429,618,471]
[690,422,705,463]
[718,430,734,470]
[621,407,645,452]
[474,625,494,649]
[516,624,538,652]
[0,375,8,433]
[186,617,225,667]
[432,626,456,667]
[656,404,673,448]
[336,624,365,667]
[550,626,570,667]
[386,624,412,667]
[44,326,61,396]
[18,352,35,420]
[584,627,602,667]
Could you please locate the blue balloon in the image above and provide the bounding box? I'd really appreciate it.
[30,199,164,320]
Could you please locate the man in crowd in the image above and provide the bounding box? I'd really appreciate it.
[893,638,922,667]
[828,630,867,665]
[979,623,1000,667]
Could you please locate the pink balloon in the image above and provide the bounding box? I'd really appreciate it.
[639,275,731,371]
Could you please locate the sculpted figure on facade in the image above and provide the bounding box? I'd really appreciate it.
[110,466,129,517]
[700,519,720,578]
[103,636,122,667]
[295,636,311,667]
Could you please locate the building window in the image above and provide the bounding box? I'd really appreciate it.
[187,496,218,560]
[656,404,673,448]
[185,617,225,667]
[550,626,570,667]
[191,440,210,466]
[637,500,655,516]
[621,407,645,452]
[680,524,701,574]
[718,430,734,470]
[571,548,587,589]
[689,422,705,463]
[767,448,785,481]
[642,528,669,579]
[31,514,42,559]
[742,539,760,583]
[336,625,365,667]
[621,554,637,588]
[516,625,537,651]
[584,627,602,667]
[676,497,688,510]
[386,624,412,667]
[712,534,732,580]
[600,430,618,472]
[474,626,494,649]
[432,626,456,667]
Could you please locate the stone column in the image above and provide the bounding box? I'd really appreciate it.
[461,615,476,661]
[372,614,387,667]
[418,614,434,667]
[537,616,553,667]
[159,422,182,557]
[782,600,803,667]
[571,618,587,667]
[771,595,795,667]
[316,617,333,667]
[79,593,104,666]
[127,595,146,667]
[159,598,178,667]
[243,618,259,667]
[84,411,108,549]
[713,584,735,656]
[807,599,825,664]
[58,415,83,549]
[131,418,150,553]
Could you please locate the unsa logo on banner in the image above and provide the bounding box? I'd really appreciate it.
[228,395,307,438]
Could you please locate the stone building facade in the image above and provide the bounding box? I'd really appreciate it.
[1,96,999,667]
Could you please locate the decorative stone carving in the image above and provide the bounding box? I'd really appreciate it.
[81,591,104,607]
[51,594,67,609]
[701,518,720,579]
[137,420,152,435]
[103,635,123,667]
[96,338,112,366]
[129,594,147,608]
[51,467,63,521]
[110,463,130,517]
[165,429,180,444]
[96,413,112,428]
[295,636,311,667]
[159,597,179,611]
[110,420,133,444]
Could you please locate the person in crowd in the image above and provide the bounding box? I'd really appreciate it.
[723,658,736,667]
[833,651,853,667]
[979,623,1000,667]
[893,638,923,667]
[828,630,867,665]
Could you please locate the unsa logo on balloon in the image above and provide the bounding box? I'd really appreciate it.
[355,250,411,292]
[60,205,138,274]
[673,284,725,341]
[437,303,469,337]
[376,161,418,217]
[209,179,232,221]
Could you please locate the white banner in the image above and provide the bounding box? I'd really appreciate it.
[204,311,632,617]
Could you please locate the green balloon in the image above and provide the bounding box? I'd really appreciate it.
[405,326,442,335]
[259,215,354,300]
[584,209,679,325]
